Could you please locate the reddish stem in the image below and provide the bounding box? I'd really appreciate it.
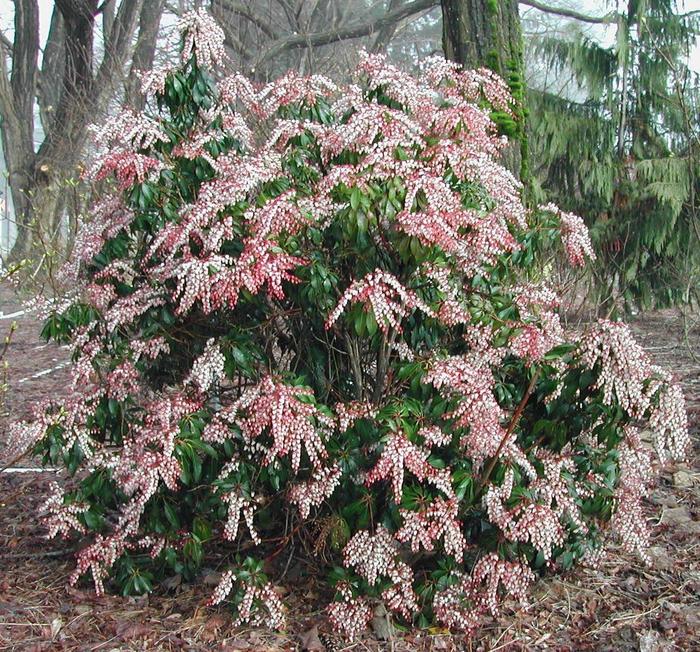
[478,368,541,492]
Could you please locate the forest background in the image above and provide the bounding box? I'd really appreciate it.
[1,0,699,313]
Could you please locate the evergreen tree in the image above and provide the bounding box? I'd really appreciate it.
[527,0,700,310]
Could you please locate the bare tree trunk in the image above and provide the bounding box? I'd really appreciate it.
[37,8,66,134]
[2,0,147,265]
[1,0,40,263]
[126,0,166,109]
[7,0,97,263]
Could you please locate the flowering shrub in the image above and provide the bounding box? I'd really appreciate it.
[10,9,690,637]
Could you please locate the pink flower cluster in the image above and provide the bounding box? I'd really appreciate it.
[325,269,435,332]
[223,376,332,471]
[540,203,595,267]
[396,497,466,561]
[335,400,377,432]
[509,284,563,361]
[94,151,164,189]
[423,353,508,465]
[364,430,451,501]
[288,463,342,519]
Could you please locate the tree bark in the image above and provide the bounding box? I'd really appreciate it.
[1,0,40,262]
[126,0,166,109]
[441,0,528,180]
[7,0,98,262]
[37,8,66,134]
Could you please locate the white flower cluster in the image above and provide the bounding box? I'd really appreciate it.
[41,482,89,539]
[433,553,535,631]
[138,65,173,98]
[326,269,435,333]
[611,426,654,562]
[343,527,397,586]
[649,381,690,463]
[381,561,419,619]
[186,338,225,393]
[92,108,167,151]
[208,571,286,630]
[581,320,689,462]
[485,469,566,561]
[327,581,373,641]
[288,463,342,519]
[71,534,126,596]
[220,489,260,544]
[178,8,226,69]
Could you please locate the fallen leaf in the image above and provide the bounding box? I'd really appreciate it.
[162,573,182,591]
[50,617,62,639]
[299,625,324,651]
[115,621,151,641]
[221,638,251,650]
[200,613,229,643]
[638,629,662,652]
[673,470,693,488]
[661,505,691,526]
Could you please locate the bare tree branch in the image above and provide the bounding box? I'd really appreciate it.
[212,0,280,40]
[0,30,12,53]
[253,0,439,69]
[37,7,66,132]
[519,0,616,25]
[11,0,41,124]
[98,0,144,85]
[371,0,407,53]
[102,0,117,49]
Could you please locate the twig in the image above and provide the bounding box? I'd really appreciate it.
[0,450,31,474]
[0,548,75,560]
[479,369,541,491]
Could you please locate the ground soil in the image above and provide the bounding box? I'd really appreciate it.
[0,286,698,652]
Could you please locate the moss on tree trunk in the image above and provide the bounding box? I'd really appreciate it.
[441,0,528,183]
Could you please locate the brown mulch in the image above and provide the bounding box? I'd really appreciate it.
[0,285,698,651]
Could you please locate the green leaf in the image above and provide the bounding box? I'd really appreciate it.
[350,187,361,211]
[164,501,180,528]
